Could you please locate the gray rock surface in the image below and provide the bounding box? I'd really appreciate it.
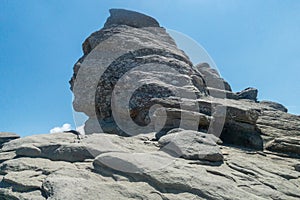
[69,9,300,156]
[0,151,16,163]
[196,62,232,92]
[70,7,299,153]
[70,9,207,136]
[152,97,263,149]
[0,132,20,148]
[1,132,299,199]
[256,110,300,153]
[158,130,224,162]
[236,87,258,101]
[260,100,288,112]
[1,8,300,200]
[104,8,160,28]
[266,137,300,155]
[295,163,300,172]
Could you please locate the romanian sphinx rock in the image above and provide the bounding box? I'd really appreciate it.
[70,9,300,153]
[70,9,259,146]
[1,8,299,200]
[70,8,208,137]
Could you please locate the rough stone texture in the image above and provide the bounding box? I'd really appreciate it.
[236,87,258,101]
[256,110,300,155]
[0,132,20,148]
[260,100,288,112]
[2,170,46,192]
[2,133,94,162]
[70,9,208,136]
[0,131,299,199]
[0,152,16,163]
[16,145,41,157]
[196,62,232,92]
[68,8,300,156]
[266,137,300,155]
[151,97,263,149]
[104,8,160,28]
[1,8,300,200]
[295,163,300,172]
[158,130,223,162]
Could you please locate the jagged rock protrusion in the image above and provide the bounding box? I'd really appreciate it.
[71,9,208,136]
[259,100,288,112]
[104,9,160,28]
[236,87,258,101]
[196,62,232,92]
[0,132,20,148]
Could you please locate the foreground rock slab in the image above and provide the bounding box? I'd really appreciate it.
[158,130,223,162]
[0,132,299,199]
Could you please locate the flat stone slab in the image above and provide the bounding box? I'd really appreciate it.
[158,130,224,162]
[0,151,16,163]
[0,132,20,147]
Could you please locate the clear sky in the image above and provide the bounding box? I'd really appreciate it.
[1,0,299,137]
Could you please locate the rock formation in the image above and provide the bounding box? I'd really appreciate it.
[1,9,300,200]
[0,132,19,148]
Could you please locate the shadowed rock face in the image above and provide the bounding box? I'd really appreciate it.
[70,9,208,137]
[0,132,20,148]
[104,9,160,28]
[69,9,300,152]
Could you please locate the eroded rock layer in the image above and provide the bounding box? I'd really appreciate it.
[1,9,299,200]
[0,132,300,199]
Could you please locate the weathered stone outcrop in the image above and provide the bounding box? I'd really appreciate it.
[259,101,288,112]
[196,62,232,92]
[1,8,299,200]
[1,132,300,199]
[236,87,258,101]
[158,129,224,162]
[68,8,300,154]
[104,9,160,28]
[70,9,207,136]
[0,132,19,148]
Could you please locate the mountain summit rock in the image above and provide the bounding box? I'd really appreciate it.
[104,8,160,28]
[1,9,299,200]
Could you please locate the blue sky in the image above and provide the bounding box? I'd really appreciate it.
[1,0,299,137]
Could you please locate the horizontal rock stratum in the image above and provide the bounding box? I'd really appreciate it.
[1,9,300,200]
[0,131,300,199]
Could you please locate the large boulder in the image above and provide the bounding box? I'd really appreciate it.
[70,9,208,136]
[158,130,224,162]
[69,8,300,155]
